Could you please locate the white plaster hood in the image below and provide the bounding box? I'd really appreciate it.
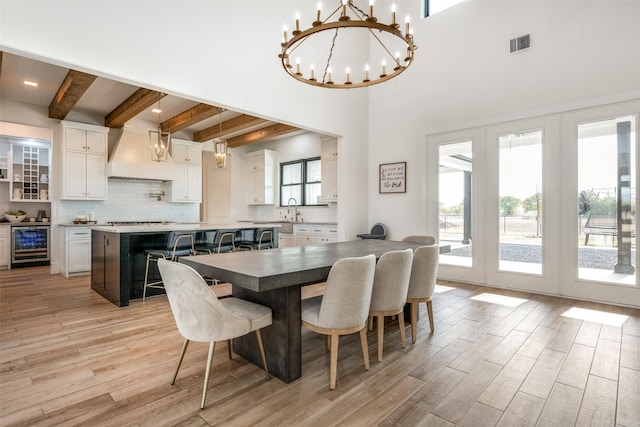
[107,127,176,181]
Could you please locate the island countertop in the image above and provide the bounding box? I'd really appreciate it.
[90,222,281,233]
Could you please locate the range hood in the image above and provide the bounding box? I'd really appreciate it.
[107,127,176,181]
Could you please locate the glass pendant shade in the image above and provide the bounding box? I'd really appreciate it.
[214,140,228,168]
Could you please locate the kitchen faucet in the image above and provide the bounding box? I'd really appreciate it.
[287,197,301,223]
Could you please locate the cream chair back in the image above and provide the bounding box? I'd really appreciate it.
[158,259,250,342]
[316,254,376,329]
[407,245,439,300]
[370,248,414,312]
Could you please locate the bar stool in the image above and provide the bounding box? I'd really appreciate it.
[235,228,256,251]
[213,231,236,253]
[143,231,197,302]
[253,228,274,250]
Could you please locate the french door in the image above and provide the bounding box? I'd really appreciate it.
[429,101,640,306]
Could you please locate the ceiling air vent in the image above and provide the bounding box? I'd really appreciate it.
[510,33,531,53]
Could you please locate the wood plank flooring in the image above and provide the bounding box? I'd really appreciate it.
[1,266,639,426]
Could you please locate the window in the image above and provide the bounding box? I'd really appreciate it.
[280,158,323,206]
[425,0,465,17]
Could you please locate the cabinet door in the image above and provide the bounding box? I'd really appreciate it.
[248,153,264,172]
[63,151,88,199]
[85,154,107,199]
[65,127,87,151]
[188,145,202,164]
[86,131,107,154]
[172,143,190,163]
[68,238,91,272]
[279,234,294,248]
[0,228,9,268]
[321,158,338,201]
[172,163,189,201]
[186,164,202,201]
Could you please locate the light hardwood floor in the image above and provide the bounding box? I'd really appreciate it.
[1,266,639,426]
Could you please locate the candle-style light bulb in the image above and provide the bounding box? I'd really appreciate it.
[405,15,410,36]
[327,66,333,83]
[283,24,288,42]
[295,12,300,32]
[296,57,301,75]
[381,59,387,76]
[391,3,397,25]
[310,64,316,80]
[342,0,347,17]
[317,1,322,21]
[369,0,374,17]
[364,63,370,81]
[346,66,351,83]
[395,51,401,67]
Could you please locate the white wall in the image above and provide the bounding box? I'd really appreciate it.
[1,0,639,267]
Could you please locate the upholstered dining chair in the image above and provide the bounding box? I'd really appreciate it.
[406,245,439,342]
[402,235,436,245]
[368,248,414,362]
[301,254,376,390]
[157,259,272,409]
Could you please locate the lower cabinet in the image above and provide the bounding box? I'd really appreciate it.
[293,225,337,246]
[91,230,121,304]
[279,233,294,248]
[0,225,9,270]
[62,227,92,277]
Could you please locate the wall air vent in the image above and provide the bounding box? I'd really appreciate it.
[509,33,531,53]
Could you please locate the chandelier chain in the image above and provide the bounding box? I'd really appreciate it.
[322,29,340,84]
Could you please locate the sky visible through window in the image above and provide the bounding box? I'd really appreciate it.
[428,0,465,16]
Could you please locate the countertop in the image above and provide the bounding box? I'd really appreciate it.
[87,222,283,234]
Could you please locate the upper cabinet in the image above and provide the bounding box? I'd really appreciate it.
[169,139,202,203]
[7,142,51,202]
[321,138,338,202]
[61,121,108,200]
[247,149,275,205]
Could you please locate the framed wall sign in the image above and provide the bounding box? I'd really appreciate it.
[379,162,406,193]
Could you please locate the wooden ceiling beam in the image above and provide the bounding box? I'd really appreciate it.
[227,124,299,148]
[193,114,268,142]
[48,69,97,119]
[104,88,165,128]
[161,103,219,133]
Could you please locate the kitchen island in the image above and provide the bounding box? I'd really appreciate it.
[90,223,278,307]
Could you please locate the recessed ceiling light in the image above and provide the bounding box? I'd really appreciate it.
[151,108,162,114]
[24,80,38,87]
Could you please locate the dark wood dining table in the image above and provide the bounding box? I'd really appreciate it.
[180,239,433,383]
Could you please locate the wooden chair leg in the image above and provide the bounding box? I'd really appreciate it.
[377,315,384,362]
[359,327,370,370]
[227,339,233,360]
[255,329,270,381]
[368,314,373,331]
[329,334,339,390]
[398,312,407,348]
[411,302,418,343]
[172,338,189,384]
[427,300,435,332]
[201,341,216,409]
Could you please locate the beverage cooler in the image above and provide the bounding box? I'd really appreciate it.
[11,226,50,267]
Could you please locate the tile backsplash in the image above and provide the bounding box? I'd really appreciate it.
[57,178,199,223]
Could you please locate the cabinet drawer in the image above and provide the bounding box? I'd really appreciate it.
[67,227,91,239]
[0,226,8,237]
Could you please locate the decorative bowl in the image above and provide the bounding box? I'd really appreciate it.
[3,213,27,223]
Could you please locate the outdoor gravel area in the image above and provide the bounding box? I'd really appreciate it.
[448,243,637,270]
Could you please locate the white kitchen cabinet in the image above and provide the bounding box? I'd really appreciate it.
[247,149,275,205]
[294,224,337,246]
[0,225,9,270]
[170,139,202,203]
[61,121,108,200]
[321,138,338,202]
[278,233,294,248]
[62,227,92,277]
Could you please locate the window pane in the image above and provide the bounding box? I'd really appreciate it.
[578,116,636,285]
[306,183,322,205]
[438,140,472,267]
[281,184,302,206]
[282,163,302,185]
[306,159,321,183]
[498,130,543,274]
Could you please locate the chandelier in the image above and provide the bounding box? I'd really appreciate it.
[150,97,169,162]
[279,0,417,89]
[214,108,228,168]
